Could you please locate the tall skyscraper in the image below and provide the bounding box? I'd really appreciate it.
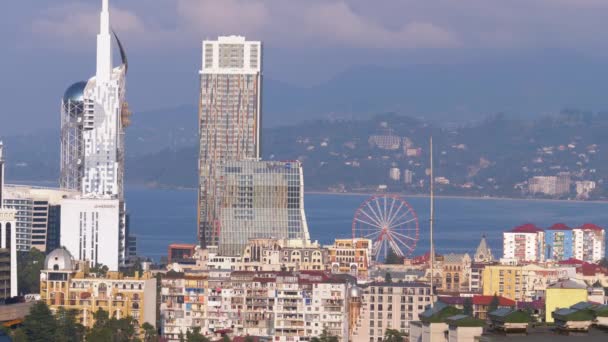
[197,36,262,248]
[59,0,130,270]
[217,160,310,256]
[81,0,129,199]
[0,142,18,299]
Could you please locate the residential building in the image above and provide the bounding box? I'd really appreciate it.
[545,279,588,323]
[198,36,262,249]
[216,160,310,256]
[159,270,354,341]
[502,223,545,262]
[3,185,77,252]
[403,169,414,185]
[482,264,575,302]
[389,168,401,181]
[468,263,485,293]
[575,181,596,199]
[572,223,606,263]
[545,223,573,261]
[40,248,156,331]
[239,238,327,272]
[352,282,432,341]
[472,295,515,319]
[0,142,17,300]
[528,173,571,196]
[482,265,523,301]
[327,238,372,280]
[167,243,197,263]
[160,271,207,340]
[440,253,471,292]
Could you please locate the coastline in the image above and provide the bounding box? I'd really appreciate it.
[7,179,608,204]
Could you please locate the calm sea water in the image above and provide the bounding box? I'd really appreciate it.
[125,187,608,261]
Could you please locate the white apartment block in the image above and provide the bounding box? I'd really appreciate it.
[572,224,606,263]
[502,224,545,262]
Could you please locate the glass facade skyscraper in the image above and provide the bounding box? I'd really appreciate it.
[217,160,310,256]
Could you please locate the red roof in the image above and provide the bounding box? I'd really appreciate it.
[548,223,571,231]
[578,223,604,231]
[510,223,543,233]
[580,264,608,276]
[473,295,516,306]
[558,258,586,265]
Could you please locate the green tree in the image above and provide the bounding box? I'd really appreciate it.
[178,331,186,342]
[221,336,231,342]
[599,258,608,268]
[17,248,46,294]
[489,294,500,313]
[186,327,210,342]
[142,322,159,342]
[463,297,473,316]
[86,309,112,342]
[90,263,109,277]
[383,328,406,342]
[21,301,58,342]
[55,307,85,342]
[384,272,393,283]
[314,328,339,342]
[244,336,255,342]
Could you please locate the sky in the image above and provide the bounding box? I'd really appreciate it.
[3,0,608,132]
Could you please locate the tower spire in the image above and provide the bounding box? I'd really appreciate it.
[96,0,112,83]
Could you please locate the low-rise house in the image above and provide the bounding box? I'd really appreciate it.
[488,308,531,333]
[445,314,484,342]
[552,307,594,332]
[410,302,462,342]
[545,279,588,323]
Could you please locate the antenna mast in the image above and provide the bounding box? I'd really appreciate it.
[429,136,435,301]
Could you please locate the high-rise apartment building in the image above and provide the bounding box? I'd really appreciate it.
[198,36,262,249]
[502,224,545,262]
[572,223,605,263]
[59,0,130,270]
[545,223,573,261]
[0,142,18,300]
[217,160,310,256]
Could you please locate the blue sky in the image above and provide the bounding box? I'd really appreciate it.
[3,0,608,132]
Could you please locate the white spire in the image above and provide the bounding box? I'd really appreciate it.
[96,0,112,83]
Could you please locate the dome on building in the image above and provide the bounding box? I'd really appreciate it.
[45,248,75,271]
[349,286,362,298]
[63,81,87,103]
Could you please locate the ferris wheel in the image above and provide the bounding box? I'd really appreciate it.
[352,194,420,262]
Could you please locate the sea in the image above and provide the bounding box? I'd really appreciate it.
[124,187,608,261]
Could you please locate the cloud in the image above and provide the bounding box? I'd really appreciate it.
[25,0,608,53]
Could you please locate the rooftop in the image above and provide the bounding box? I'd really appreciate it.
[547,223,571,231]
[510,223,544,233]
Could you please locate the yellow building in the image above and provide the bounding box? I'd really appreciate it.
[545,279,588,323]
[40,248,156,331]
[482,265,524,301]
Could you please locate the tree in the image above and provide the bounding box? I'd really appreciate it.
[221,336,231,342]
[385,249,404,265]
[383,329,406,342]
[17,248,46,294]
[463,297,473,316]
[384,272,393,283]
[142,322,159,342]
[86,308,139,342]
[55,307,85,342]
[314,328,339,342]
[599,258,608,268]
[21,301,58,342]
[186,327,210,342]
[90,263,109,277]
[489,294,500,313]
[244,336,255,342]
